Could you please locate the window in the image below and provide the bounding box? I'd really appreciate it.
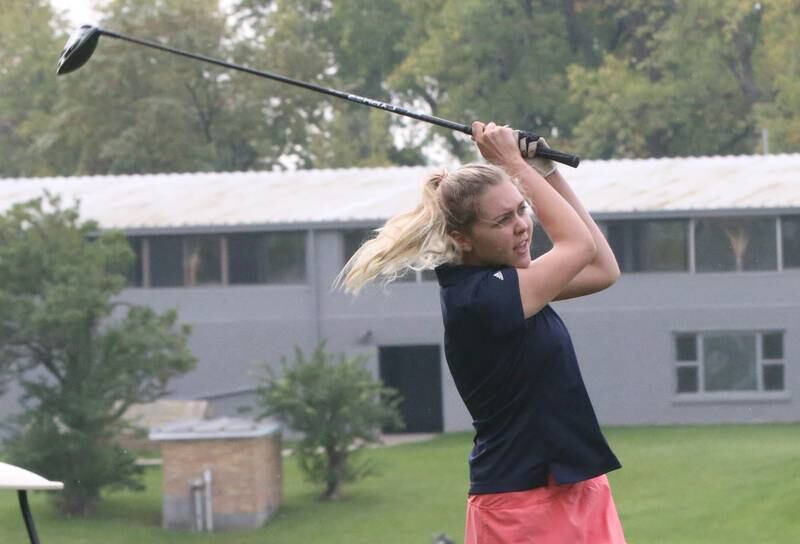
[605,219,688,272]
[136,232,306,287]
[421,269,438,282]
[184,236,222,286]
[342,228,376,265]
[125,237,144,287]
[228,232,306,285]
[341,228,435,283]
[148,235,223,287]
[703,334,757,391]
[673,331,785,395]
[149,236,184,287]
[530,223,553,260]
[762,332,785,391]
[781,215,800,269]
[695,217,777,272]
[394,269,436,283]
[395,269,417,282]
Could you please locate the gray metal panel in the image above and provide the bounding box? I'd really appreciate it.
[118,286,317,399]
[553,271,800,426]
[136,224,800,430]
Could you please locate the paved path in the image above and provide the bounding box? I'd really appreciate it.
[138,432,440,463]
[379,433,438,447]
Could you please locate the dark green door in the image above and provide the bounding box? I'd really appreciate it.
[379,345,443,433]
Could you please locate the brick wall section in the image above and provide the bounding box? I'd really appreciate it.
[160,434,281,518]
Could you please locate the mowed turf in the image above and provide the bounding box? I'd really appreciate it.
[1,424,798,543]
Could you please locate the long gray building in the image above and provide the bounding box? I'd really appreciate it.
[2,154,799,431]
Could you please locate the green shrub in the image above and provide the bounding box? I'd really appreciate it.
[256,343,403,499]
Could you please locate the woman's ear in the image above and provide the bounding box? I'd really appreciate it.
[450,231,472,253]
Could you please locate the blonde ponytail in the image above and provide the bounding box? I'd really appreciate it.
[336,163,513,294]
[336,171,459,293]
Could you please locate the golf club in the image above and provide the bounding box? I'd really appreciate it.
[57,25,581,168]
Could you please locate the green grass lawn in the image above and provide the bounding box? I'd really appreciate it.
[1,424,799,543]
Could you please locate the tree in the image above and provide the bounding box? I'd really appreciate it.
[4,0,797,176]
[0,195,196,515]
[753,0,800,152]
[234,0,426,168]
[0,0,65,176]
[388,0,589,160]
[567,0,767,158]
[256,343,403,500]
[39,0,270,175]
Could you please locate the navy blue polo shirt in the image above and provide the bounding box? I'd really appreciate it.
[436,264,621,495]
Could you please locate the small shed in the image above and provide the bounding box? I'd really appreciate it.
[149,417,282,532]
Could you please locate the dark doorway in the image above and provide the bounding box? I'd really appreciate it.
[379,345,443,433]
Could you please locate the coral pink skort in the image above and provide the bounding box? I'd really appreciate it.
[465,475,626,544]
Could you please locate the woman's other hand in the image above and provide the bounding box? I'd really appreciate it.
[471,121,526,169]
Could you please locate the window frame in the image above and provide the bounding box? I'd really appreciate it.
[226,230,308,286]
[602,218,690,273]
[692,215,779,273]
[183,234,224,287]
[125,236,145,287]
[780,214,800,270]
[340,227,437,285]
[672,330,789,402]
[126,231,308,288]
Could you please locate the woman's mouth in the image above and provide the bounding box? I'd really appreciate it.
[514,238,529,254]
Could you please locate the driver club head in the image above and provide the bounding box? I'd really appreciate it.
[56,25,102,75]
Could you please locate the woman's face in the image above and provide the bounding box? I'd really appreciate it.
[455,179,533,268]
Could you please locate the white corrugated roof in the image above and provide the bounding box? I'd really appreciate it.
[149,417,281,441]
[1,154,799,230]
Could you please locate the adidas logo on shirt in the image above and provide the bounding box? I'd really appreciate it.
[493,271,504,281]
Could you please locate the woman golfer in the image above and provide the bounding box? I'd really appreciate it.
[340,121,626,543]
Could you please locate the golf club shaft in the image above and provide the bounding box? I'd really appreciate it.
[101,29,580,168]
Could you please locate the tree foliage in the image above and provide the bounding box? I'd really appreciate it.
[0,0,798,176]
[233,0,426,167]
[568,0,767,158]
[0,0,65,176]
[753,0,800,152]
[39,0,274,174]
[256,343,403,500]
[389,0,585,159]
[0,195,196,515]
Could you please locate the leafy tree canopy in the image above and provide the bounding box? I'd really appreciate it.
[0,0,798,176]
[0,194,196,515]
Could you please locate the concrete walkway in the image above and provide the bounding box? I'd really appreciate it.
[138,433,440,463]
[379,433,438,447]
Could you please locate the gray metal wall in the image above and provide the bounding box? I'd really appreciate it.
[115,228,800,430]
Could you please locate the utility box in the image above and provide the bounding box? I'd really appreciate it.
[150,417,282,532]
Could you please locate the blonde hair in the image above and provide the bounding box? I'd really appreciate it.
[336,163,520,293]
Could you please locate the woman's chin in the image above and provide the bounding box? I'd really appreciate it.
[510,254,532,269]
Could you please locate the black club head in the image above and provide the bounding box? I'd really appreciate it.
[56,25,102,75]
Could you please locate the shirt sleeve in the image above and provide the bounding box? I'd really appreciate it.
[468,267,525,337]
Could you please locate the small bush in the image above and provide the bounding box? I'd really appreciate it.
[256,343,403,499]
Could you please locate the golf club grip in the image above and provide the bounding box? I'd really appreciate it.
[534,146,581,168]
[518,131,581,168]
